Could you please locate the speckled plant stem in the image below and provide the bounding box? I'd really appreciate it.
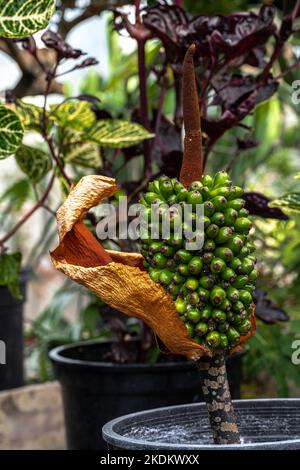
[196,353,241,444]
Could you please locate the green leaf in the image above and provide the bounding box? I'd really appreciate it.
[51,101,96,132]
[269,193,300,215]
[8,100,46,132]
[61,128,101,168]
[0,252,22,298]
[0,178,32,211]
[88,119,154,148]
[15,144,52,182]
[0,105,24,158]
[0,0,56,38]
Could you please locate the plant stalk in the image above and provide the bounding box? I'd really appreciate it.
[196,353,240,445]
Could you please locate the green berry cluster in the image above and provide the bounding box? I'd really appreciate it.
[139,171,257,351]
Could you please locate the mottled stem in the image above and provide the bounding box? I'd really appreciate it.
[196,353,241,445]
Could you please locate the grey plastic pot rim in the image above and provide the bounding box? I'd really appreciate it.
[102,398,300,450]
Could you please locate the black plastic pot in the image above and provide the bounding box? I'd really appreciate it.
[103,399,300,450]
[0,272,27,390]
[50,339,246,450]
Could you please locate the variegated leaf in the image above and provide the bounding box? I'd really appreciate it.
[61,128,101,168]
[15,144,52,182]
[8,100,46,131]
[88,119,154,148]
[0,0,56,38]
[51,101,96,132]
[269,193,300,214]
[0,105,24,159]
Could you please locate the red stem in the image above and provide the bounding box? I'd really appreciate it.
[0,173,55,246]
[292,0,300,22]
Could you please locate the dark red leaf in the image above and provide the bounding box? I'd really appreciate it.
[41,30,84,59]
[253,288,289,324]
[244,192,289,220]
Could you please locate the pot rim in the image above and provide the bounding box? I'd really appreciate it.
[49,338,246,372]
[102,398,300,450]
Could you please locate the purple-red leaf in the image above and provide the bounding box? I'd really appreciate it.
[253,288,289,324]
[41,30,84,59]
[244,192,289,220]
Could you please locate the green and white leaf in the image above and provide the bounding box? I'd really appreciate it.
[15,144,52,182]
[61,128,101,168]
[0,0,56,38]
[88,119,154,148]
[0,105,24,159]
[8,100,46,132]
[51,101,96,132]
[269,193,300,214]
[0,252,22,299]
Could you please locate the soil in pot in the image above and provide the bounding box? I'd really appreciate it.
[102,399,300,450]
[50,339,246,450]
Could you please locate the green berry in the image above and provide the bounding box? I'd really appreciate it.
[248,269,258,282]
[224,208,238,225]
[227,198,245,211]
[152,253,167,268]
[243,284,255,294]
[204,201,215,217]
[198,287,210,302]
[186,190,203,207]
[174,249,193,264]
[188,257,203,274]
[227,327,240,346]
[210,257,226,274]
[167,283,181,297]
[159,179,174,198]
[211,196,227,211]
[203,252,214,264]
[206,224,219,239]
[219,333,229,348]
[215,226,233,244]
[237,319,252,336]
[149,241,163,254]
[149,268,161,283]
[173,181,184,194]
[233,275,248,288]
[227,235,244,254]
[159,269,174,286]
[210,286,226,306]
[176,187,189,202]
[221,267,236,283]
[185,322,194,337]
[175,298,187,314]
[177,264,190,276]
[166,259,176,271]
[227,287,239,303]
[187,292,200,305]
[232,301,246,314]
[189,181,203,191]
[172,272,185,285]
[160,245,175,258]
[211,212,225,226]
[144,192,165,204]
[187,308,201,324]
[239,208,249,217]
[220,298,232,312]
[200,306,213,321]
[218,322,230,333]
[227,186,243,200]
[230,257,243,273]
[214,247,233,262]
[234,217,252,234]
[240,258,255,274]
[167,194,177,206]
[201,174,214,187]
[213,170,231,187]
[199,275,215,289]
[239,246,251,258]
[203,239,216,252]
[212,309,227,323]
[195,322,208,337]
[185,277,199,292]
[206,331,221,348]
